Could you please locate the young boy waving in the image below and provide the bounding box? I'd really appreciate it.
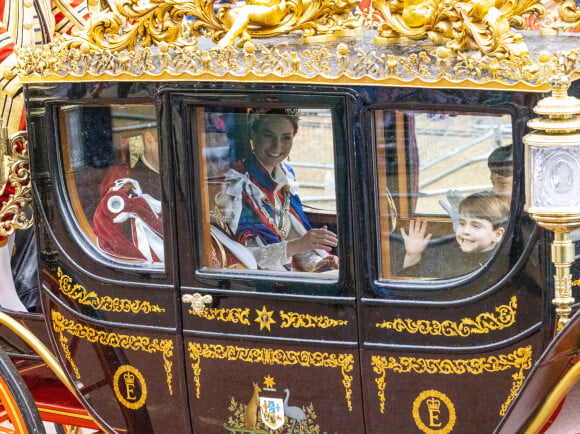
[401,192,509,278]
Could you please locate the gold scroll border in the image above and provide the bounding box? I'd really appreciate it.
[375,296,517,337]
[371,345,532,416]
[190,307,348,329]
[56,267,165,314]
[51,309,174,395]
[188,342,355,411]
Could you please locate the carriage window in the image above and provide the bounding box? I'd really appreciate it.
[197,107,339,278]
[376,110,513,280]
[60,104,164,264]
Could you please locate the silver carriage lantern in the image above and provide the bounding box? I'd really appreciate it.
[524,74,580,331]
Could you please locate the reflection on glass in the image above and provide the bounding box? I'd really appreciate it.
[375,110,513,280]
[200,108,338,277]
[61,104,164,264]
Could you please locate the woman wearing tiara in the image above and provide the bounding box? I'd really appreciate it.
[214,109,339,272]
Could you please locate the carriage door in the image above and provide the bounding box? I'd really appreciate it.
[357,103,544,433]
[168,89,364,433]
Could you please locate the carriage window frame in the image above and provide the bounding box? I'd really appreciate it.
[372,106,516,284]
[183,98,350,294]
[56,101,167,270]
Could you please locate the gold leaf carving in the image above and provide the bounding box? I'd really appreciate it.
[188,342,354,410]
[57,267,165,314]
[0,131,32,237]
[371,345,532,415]
[372,0,544,59]
[189,307,251,325]
[51,310,174,394]
[279,311,348,328]
[375,296,517,336]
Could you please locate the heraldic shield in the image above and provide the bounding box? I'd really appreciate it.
[260,396,284,430]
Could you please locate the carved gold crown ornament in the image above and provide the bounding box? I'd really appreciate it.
[13,0,580,90]
[524,74,580,331]
[0,129,33,239]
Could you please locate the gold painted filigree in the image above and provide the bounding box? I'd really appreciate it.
[58,332,81,379]
[0,131,33,237]
[57,267,166,314]
[189,307,251,325]
[372,0,544,59]
[280,311,348,328]
[51,310,174,395]
[188,342,354,411]
[371,345,532,415]
[375,296,517,336]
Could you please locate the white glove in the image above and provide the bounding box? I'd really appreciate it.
[439,189,463,231]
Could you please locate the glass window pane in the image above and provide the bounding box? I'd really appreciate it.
[60,104,164,264]
[198,107,339,280]
[376,109,512,280]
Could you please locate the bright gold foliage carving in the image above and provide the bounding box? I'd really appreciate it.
[80,0,361,51]
[371,345,532,415]
[0,131,32,237]
[375,296,517,336]
[372,0,544,59]
[188,342,354,410]
[51,310,174,395]
[57,267,166,314]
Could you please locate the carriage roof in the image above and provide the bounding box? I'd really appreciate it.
[15,0,580,92]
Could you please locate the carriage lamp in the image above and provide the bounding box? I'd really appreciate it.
[524,74,580,331]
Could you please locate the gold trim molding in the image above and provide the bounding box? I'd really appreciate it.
[57,267,165,314]
[0,130,33,237]
[371,345,532,416]
[188,342,355,411]
[51,310,174,395]
[375,296,517,336]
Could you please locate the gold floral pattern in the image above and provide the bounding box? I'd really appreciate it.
[371,345,532,415]
[375,296,517,336]
[188,342,355,410]
[51,310,174,394]
[57,267,165,314]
